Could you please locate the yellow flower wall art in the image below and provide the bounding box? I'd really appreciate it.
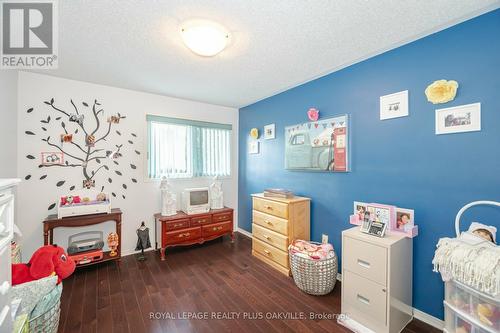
[250,128,259,139]
[425,80,459,104]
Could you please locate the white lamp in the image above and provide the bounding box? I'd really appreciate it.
[181,20,230,57]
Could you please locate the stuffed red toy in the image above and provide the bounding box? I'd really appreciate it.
[12,244,76,286]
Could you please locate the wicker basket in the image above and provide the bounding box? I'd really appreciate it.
[28,294,61,333]
[289,242,338,295]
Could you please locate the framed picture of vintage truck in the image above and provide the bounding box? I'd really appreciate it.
[285,114,349,172]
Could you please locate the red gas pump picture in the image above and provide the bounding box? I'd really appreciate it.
[333,126,347,171]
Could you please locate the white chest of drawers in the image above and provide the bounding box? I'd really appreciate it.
[0,179,20,333]
[341,227,413,333]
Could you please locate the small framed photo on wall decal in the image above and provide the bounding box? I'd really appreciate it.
[264,124,276,140]
[395,208,414,233]
[435,103,481,135]
[41,152,64,166]
[248,141,260,154]
[380,90,409,120]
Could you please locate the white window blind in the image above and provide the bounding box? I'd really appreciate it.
[147,115,231,179]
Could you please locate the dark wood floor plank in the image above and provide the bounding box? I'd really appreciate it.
[81,267,98,333]
[58,232,440,333]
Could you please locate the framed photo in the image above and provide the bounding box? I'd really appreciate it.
[264,124,276,140]
[285,114,349,172]
[248,141,259,154]
[380,90,409,120]
[41,152,64,166]
[435,103,481,135]
[353,201,367,221]
[395,208,414,233]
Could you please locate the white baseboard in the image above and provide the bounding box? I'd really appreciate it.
[413,308,444,330]
[235,227,252,239]
[121,247,155,257]
[336,273,443,330]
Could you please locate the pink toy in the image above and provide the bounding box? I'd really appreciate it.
[307,108,319,121]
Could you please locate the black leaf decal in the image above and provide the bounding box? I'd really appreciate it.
[26,155,35,159]
[40,175,47,180]
[117,112,121,117]
[50,98,54,104]
[70,185,75,190]
[101,186,104,192]
[115,170,122,176]
[128,140,133,144]
[25,175,31,180]
[65,161,69,165]
[47,116,51,122]
[135,150,141,155]
[121,116,126,119]
[113,161,119,166]
[122,184,127,189]
[48,203,56,210]
[130,164,136,169]
[38,164,43,168]
[83,102,88,107]
[116,130,121,136]
[42,127,47,131]
[55,117,61,121]
[112,192,116,197]
[108,178,112,183]
[25,131,35,135]
[44,101,51,105]
[41,119,48,124]
[104,165,109,170]
[27,108,33,113]
[131,133,137,137]
[61,121,65,128]
[74,128,78,134]
[122,195,126,199]
[96,158,101,164]
[131,178,137,183]
[56,180,65,187]
[91,170,95,176]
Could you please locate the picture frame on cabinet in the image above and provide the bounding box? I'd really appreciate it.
[395,208,414,233]
[264,124,276,140]
[380,90,409,120]
[435,102,481,135]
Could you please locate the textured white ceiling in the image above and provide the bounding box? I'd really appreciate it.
[36,0,499,107]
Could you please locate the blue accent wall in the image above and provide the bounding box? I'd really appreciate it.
[238,9,500,319]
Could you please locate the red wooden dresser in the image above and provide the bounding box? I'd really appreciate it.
[154,207,234,260]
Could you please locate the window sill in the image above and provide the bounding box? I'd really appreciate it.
[143,175,233,183]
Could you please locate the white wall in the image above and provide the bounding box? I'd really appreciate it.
[17,72,238,257]
[0,71,18,178]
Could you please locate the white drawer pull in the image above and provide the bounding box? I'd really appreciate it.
[357,294,370,305]
[0,281,9,295]
[357,259,371,268]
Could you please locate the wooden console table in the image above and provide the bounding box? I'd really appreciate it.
[43,208,122,267]
[154,207,234,261]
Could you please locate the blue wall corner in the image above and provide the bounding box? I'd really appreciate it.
[238,9,500,319]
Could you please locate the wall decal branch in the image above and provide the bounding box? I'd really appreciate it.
[27,98,139,192]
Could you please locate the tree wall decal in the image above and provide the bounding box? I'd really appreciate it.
[23,98,141,210]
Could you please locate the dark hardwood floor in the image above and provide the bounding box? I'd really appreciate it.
[58,233,440,333]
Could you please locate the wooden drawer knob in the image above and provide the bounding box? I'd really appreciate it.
[264,249,271,255]
[264,235,271,240]
[265,205,273,210]
[177,232,190,238]
[265,220,272,225]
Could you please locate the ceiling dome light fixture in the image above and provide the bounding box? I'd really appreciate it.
[181,20,230,57]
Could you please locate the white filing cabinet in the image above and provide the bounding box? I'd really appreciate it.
[0,179,20,333]
[341,227,413,333]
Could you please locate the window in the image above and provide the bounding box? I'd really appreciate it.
[147,115,231,179]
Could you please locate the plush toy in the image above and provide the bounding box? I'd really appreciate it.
[11,245,76,286]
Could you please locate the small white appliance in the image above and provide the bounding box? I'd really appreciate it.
[182,188,210,215]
